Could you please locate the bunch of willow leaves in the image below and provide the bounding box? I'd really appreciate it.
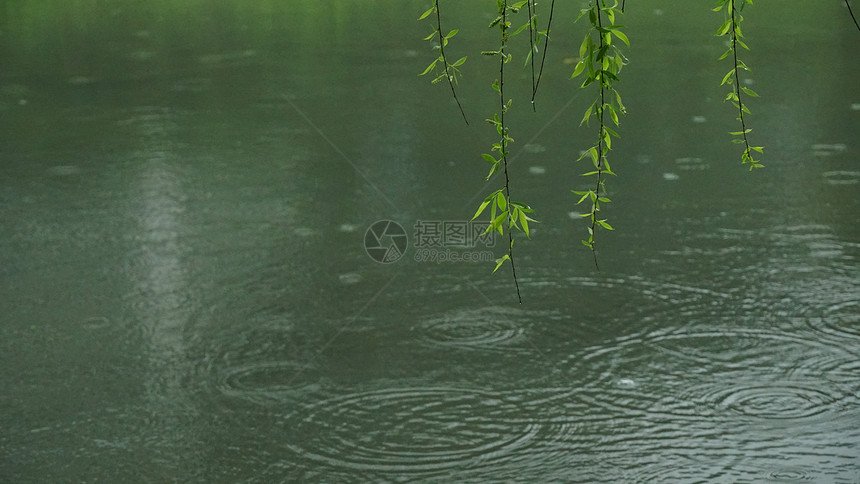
[418,0,469,124]
[471,0,539,303]
[416,0,774,301]
[570,0,628,268]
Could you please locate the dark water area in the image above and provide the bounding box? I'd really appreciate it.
[1,1,858,482]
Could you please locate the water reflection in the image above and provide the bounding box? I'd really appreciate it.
[124,107,199,465]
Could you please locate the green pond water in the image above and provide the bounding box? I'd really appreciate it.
[1,1,858,482]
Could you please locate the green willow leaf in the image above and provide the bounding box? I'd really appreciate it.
[519,210,530,237]
[512,22,529,36]
[493,254,510,273]
[419,60,437,76]
[741,86,759,97]
[492,211,508,235]
[571,59,587,79]
[472,200,492,220]
[611,29,630,46]
[418,7,435,20]
[496,191,507,210]
[597,219,614,230]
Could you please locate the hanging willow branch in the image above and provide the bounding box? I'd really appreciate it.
[846,0,860,32]
[419,1,469,125]
[411,2,838,297]
[525,0,538,110]
[473,0,537,304]
[571,0,628,269]
[532,0,556,105]
[715,0,763,169]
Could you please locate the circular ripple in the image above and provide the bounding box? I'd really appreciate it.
[685,381,840,420]
[217,360,322,405]
[820,297,860,339]
[565,327,859,421]
[414,307,528,353]
[282,387,555,474]
[764,468,816,481]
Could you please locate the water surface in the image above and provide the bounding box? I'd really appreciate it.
[1,1,858,482]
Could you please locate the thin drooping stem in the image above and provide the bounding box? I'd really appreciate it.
[846,0,860,32]
[532,0,556,104]
[527,0,537,111]
[729,1,751,155]
[499,1,522,304]
[434,0,469,125]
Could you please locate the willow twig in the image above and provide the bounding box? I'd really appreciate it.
[434,0,469,125]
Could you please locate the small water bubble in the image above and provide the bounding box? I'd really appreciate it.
[618,378,636,388]
[339,273,362,285]
[653,9,664,16]
[811,143,848,157]
[675,157,709,171]
[82,316,110,330]
[811,143,847,152]
[523,143,546,153]
[129,50,156,61]
[68,76,95,86]
[293,227,315,237]
[851,103,860,111]
[528,166,546,175]
[692,115,706,123]
[339,223,358,233]
[663,172,680,181]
